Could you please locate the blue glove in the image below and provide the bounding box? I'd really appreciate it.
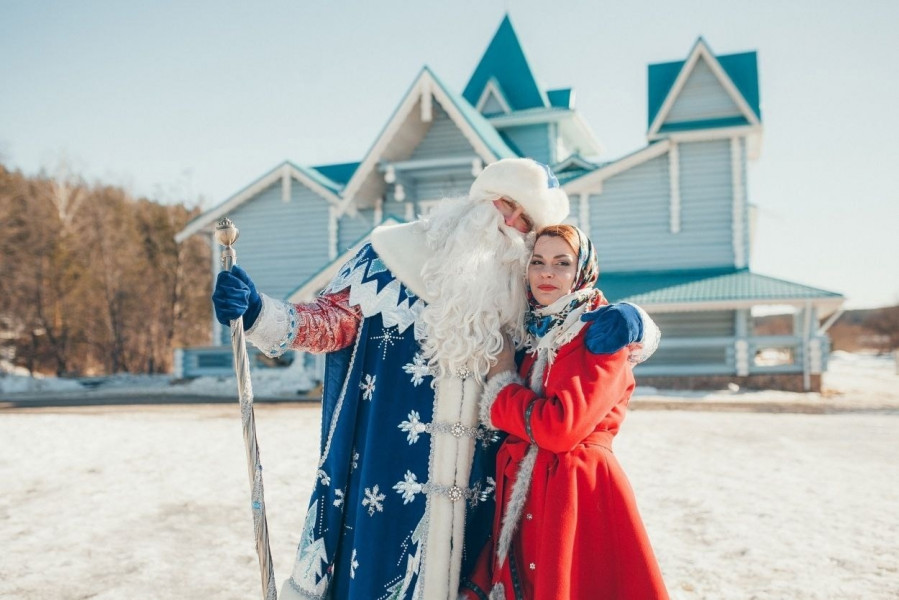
[211,264,262,328]
[581,303,643,355]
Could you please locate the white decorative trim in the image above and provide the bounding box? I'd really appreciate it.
[731,137,746,268]
[475,78,512,115]
[630,297,845,314]
[373,196,383,225]
[669,142,681,233]
[328,206,338,261]
[281,164,292,203]
[564,140,671,194]
[175,162,341,242]
[421,78,433,122]
[735,338,749,376]
[578,192,589,232]
[647,38,761,140]
[809,338,822,374]
[318,319,365,468]
[479,371,524,429]
[172,348,183,379]
[245,293,299,358]
[802,302,813,391]
[486,106,570,127]
[660,124,760,143]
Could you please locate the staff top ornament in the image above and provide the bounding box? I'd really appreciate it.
[215,217,239,270]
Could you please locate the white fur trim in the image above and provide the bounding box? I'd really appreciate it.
[280,576,325,600]
[480,371,524,430]
[245,293,298,358]
[496,444,538,568]
[626,302,662,364]
[370,221,434,302]
[489,584,507,600]
[469,158,569,230]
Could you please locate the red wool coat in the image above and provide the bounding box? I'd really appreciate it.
[464,329,669,600]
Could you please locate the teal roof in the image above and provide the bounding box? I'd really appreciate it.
[426,67,518,159]
[647,45,761,128]
[547,88,573,109]
[598,269,843,305]
[285,161,345,194]
[463,15,547,111]
[312,161,360,187]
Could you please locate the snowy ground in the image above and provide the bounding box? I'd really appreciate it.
[1,353,897,599]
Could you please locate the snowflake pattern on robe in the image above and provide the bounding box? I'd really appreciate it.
[402,352,432,387]
[283,244,501,600]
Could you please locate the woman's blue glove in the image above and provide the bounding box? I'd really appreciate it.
[581,303,643,355]
[211,264,262,328]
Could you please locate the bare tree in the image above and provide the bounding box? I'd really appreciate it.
[864,305,899,352]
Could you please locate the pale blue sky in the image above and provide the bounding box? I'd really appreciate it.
[2,0,897,309]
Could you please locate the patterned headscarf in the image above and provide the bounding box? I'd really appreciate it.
[525,225,601,341]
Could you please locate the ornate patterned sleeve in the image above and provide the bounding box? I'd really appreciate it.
[245,288,362,357]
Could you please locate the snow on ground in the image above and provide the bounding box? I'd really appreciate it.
[3,351,898,409]
[0,353,897,599]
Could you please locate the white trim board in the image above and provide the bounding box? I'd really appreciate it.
[175,163,341,242]
[564,140,671,194]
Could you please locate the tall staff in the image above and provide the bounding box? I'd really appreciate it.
[215,217,278,600]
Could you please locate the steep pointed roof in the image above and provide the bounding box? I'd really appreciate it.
[463,15,548,111]
[647,38,761,135]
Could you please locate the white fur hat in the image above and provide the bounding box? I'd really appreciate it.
[469,158,569,230]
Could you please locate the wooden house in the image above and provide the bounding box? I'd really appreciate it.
[176,16,843,392]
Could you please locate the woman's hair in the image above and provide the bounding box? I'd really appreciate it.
[535,224,580,256]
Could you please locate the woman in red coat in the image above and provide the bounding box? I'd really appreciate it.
[462,224,668,600]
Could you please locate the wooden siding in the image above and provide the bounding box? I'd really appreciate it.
[481,92,507,116]
[737,137,750,265]
[411,172,474,203]
[225,180,331,300]
[498,124,552,165]
[652,310,735,337]
[338,209,375,253]
[587,140,736,272]
[409,104,478,159]
[665,57,743,124]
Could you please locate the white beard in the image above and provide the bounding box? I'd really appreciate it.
[418,200,532,379]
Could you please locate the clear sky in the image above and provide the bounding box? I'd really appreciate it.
[2,0,897,309]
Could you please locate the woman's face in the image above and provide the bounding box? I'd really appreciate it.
[528,234,578,306]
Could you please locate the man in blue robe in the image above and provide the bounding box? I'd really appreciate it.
[213,158,653,599]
